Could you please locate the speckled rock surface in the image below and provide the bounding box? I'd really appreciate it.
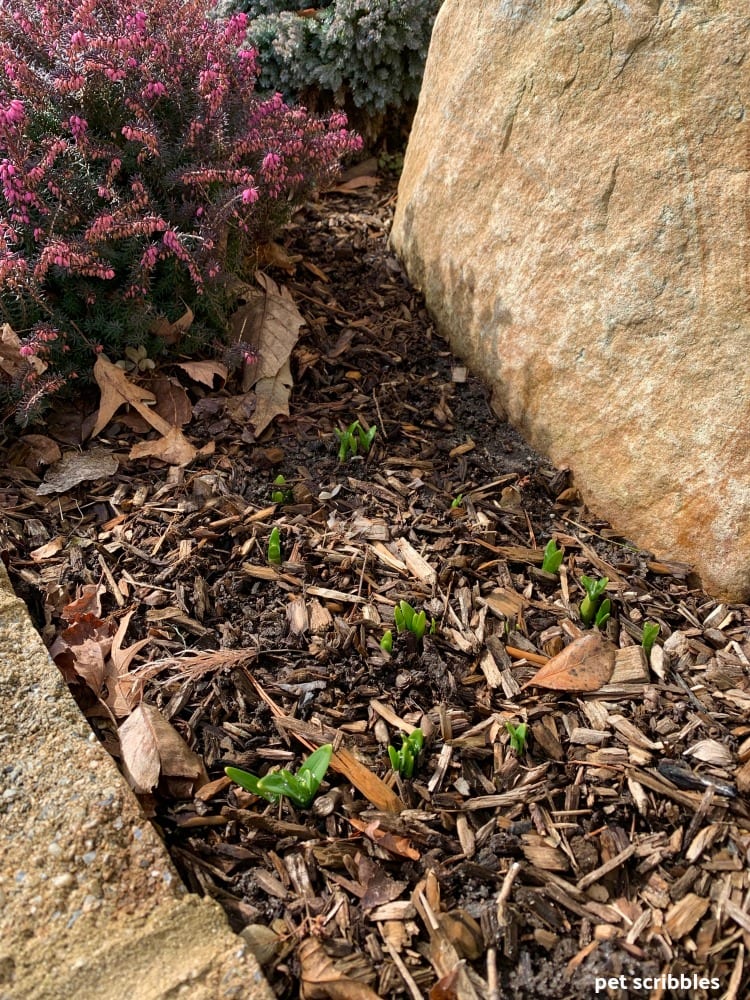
[0,563,273,1000]
[391,0,750,601]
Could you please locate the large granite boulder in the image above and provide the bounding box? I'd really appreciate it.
[391,0,750,600]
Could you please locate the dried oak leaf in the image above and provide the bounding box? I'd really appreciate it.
[117,376,193,433]
[48,613,114,694]
[101,609,152,717]
[90,355,213,467]
[522,631,615,692]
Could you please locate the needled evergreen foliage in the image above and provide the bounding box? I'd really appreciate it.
[221,0,441,116]
[0,0,361,422]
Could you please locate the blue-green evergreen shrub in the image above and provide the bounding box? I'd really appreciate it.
[220,0,441,116]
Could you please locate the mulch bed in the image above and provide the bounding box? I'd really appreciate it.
[2,173,749,1000]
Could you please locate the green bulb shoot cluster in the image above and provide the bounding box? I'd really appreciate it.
[225,744,332,808]
[641,621,660,656]
[579,575,610,628]
[506,721,528,755]
[388,729,423,779]
[271,475,293,505]
[393,600,436,642]
[334,420,377,462]
[541,538,564,574]
[267,526,282,565]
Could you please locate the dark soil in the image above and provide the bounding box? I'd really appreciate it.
[1,176,749,1000]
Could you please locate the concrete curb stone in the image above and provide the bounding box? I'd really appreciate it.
[0,562,274,1000]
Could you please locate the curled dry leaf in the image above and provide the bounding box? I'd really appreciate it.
[521,631,616,692]
[118,703,208,794]
[0,322,45,378]
[229,272,305,434]
[30,536,65,562]
[347,817,420,860]
[6,434,61,472]
[151,305,194,344]
[176,360,228,388]
[62,584,105,622]
[298,937,381,1000]
[103,609,153,717]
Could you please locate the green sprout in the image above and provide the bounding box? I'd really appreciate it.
[225,744,333,808]
[271,475,292,505]
[541,538,564,574]
[506,721,528,755]
[579,575,610,628]
[393,600,436,641]
[334,420,377,462]
[380,629,393,653]
[267,526,282,565]
[388,729,423,779]
[641,621,660,656]
[450,494,464,509]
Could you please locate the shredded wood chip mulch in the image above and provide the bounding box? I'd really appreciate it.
[1,177,749,1000]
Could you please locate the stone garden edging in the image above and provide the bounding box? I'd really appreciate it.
[0,562,273,1000]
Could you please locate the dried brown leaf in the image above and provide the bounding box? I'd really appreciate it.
[103,610,152,716]
[252,356,293,435]
[129,426,198,466]
[298,937,381,1000]
[62,584,105,623]
[176,360,228,388]
[90,355,158,438]
[61,638,109,695]
[6,434,61,472]
[151,305,194,344]
[90,356,204,466]
[230,273,304,432]
[118,377,192,432]
[29,536,65,562]
[522,632,616,692]
[0,323,45,378]
[118,703,207,794]
[348,818,419,860]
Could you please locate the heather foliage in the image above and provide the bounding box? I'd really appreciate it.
[0,0,361,421]
[223,0,441,115]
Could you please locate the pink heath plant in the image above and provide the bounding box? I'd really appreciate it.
[0,0,361,422]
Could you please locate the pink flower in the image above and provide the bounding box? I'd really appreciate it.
[241,187,258,204]
[261,152,281,174]
[68,115,87,138]
[0,99,25,126]
[142,81,167,101]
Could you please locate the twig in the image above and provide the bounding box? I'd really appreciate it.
[496,862,521,929]
[486,946,499,1000]
[382,937,424,1000]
